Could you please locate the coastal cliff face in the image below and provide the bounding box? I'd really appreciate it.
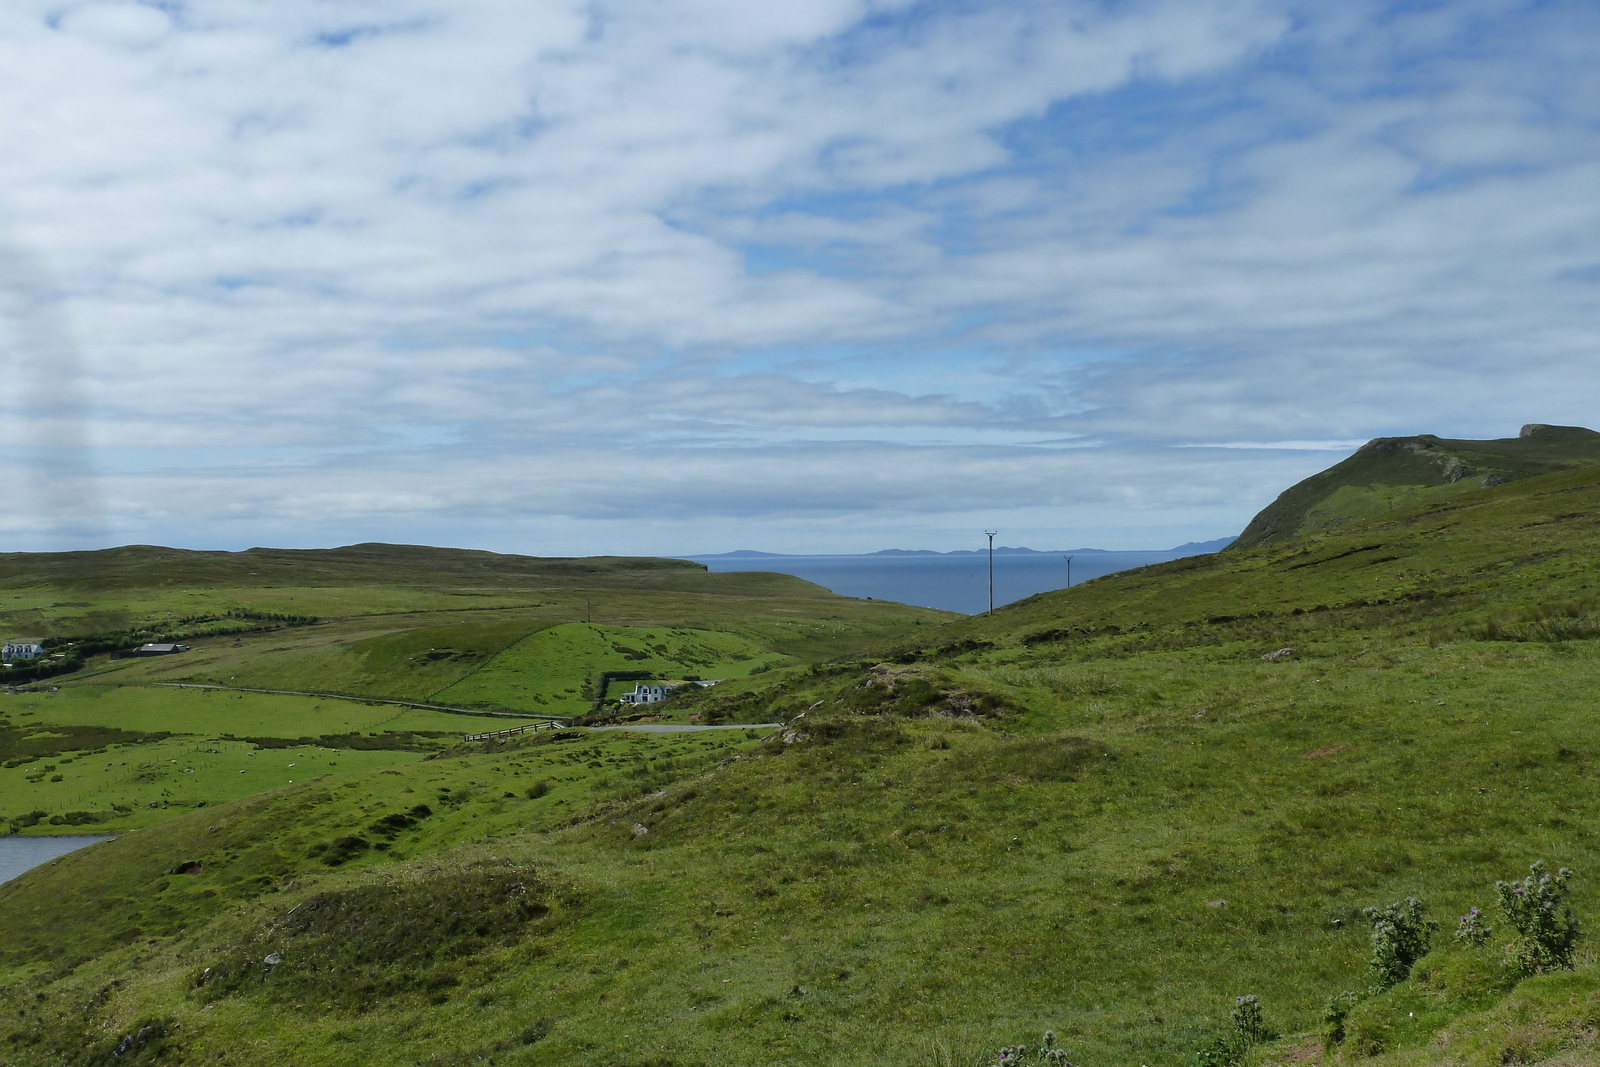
[1232,424,1600,548]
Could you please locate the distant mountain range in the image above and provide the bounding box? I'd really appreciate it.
[692,536,1236,560]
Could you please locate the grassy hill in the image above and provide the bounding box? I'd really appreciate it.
[1232,423,1600,548]
[4,486,1600,1065]
[0,542,705,591]
[0,544,949,837]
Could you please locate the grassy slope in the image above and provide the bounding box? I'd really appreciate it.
[42,571,940,702]
[0,687,543,833]
[0,546,948,838]
[0,545,948,688]
[4,484,1600,1064]
[433,624,792,714]
[1233,423,1600,548]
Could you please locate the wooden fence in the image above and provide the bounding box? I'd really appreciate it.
[463,720,566,742]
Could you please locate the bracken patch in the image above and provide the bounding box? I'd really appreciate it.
[193,864,571,1011]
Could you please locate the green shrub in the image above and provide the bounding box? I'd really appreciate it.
[987,1030,1072,1065]
[1495,861,1580,976]
[46,811,111,826]
[1230,994,1271,1045]
[1363,896,1436,990]
[319,835,370,866]
[1454,904,1492,946]
[7,809,49,832]
[1193,995,1274,1066]
[367,804,433,837]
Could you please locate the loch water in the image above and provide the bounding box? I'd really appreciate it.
[0,835,109,884]
[693,548,1218,615]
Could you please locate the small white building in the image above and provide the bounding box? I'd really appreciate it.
[2,640,44,661]
[620,683,672,705]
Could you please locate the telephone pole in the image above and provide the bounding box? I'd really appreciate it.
[985,530,997,615]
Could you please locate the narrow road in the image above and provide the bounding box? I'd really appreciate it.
[584,723,782,733]
[155,683,781,735]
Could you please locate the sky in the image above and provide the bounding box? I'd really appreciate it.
[1,0,1597,556]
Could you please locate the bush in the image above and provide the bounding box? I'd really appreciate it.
[1194,995,1274,1066]
[7,810,49,832]
[1454,904,1492,947]
[987,1030,1072,1065]
[319,835,370,867]
[1363,896,1436,990]
[1495,861,1580,976]
[46,810,111,826]
[1230,994,1271,1045]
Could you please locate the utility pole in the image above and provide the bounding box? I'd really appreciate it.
[1064,554,1072,589]
[985,530,997,615]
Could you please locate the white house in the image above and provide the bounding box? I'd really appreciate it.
[2,640,44,661]
[620,683,672,705]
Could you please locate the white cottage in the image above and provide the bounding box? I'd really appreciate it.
[2,640,44,661]
[620,683,672,705]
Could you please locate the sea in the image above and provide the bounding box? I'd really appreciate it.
[692,540,1232,615]
[0,834,109,885]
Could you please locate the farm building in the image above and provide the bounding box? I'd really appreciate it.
[111,643,190,660]
[620,683,672,705]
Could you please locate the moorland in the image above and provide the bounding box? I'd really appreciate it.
[2,436,1600,1066]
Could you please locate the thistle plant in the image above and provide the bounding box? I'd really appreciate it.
[1039,1029,1071,1064]
[1454,905,1492,947]
[1362,897,1437,990]
[988,1032,1072,1066]
[1230,995,1269,1045]
[1193,995,1274,1066]
[1495,862,1580,975]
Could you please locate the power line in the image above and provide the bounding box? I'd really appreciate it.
[985,531,997,615]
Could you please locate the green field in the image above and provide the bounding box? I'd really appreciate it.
[6,684,534,738]
[0,736,431,833]
[0,687,548,833]
[11,547,945,709]
[0,547,944,840]
[4,468,1600,1065]
[433,623,794,713]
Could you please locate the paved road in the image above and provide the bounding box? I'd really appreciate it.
[584,723,782,733]
[156,683,779,735]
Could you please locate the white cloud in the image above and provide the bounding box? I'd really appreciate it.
[58,2,172,48]
[0,0,1594,552]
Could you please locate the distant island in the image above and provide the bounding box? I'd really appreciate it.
[692,536,1236,559]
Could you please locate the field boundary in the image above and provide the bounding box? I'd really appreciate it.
[153,683,558,721]
[462,721,569,741]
